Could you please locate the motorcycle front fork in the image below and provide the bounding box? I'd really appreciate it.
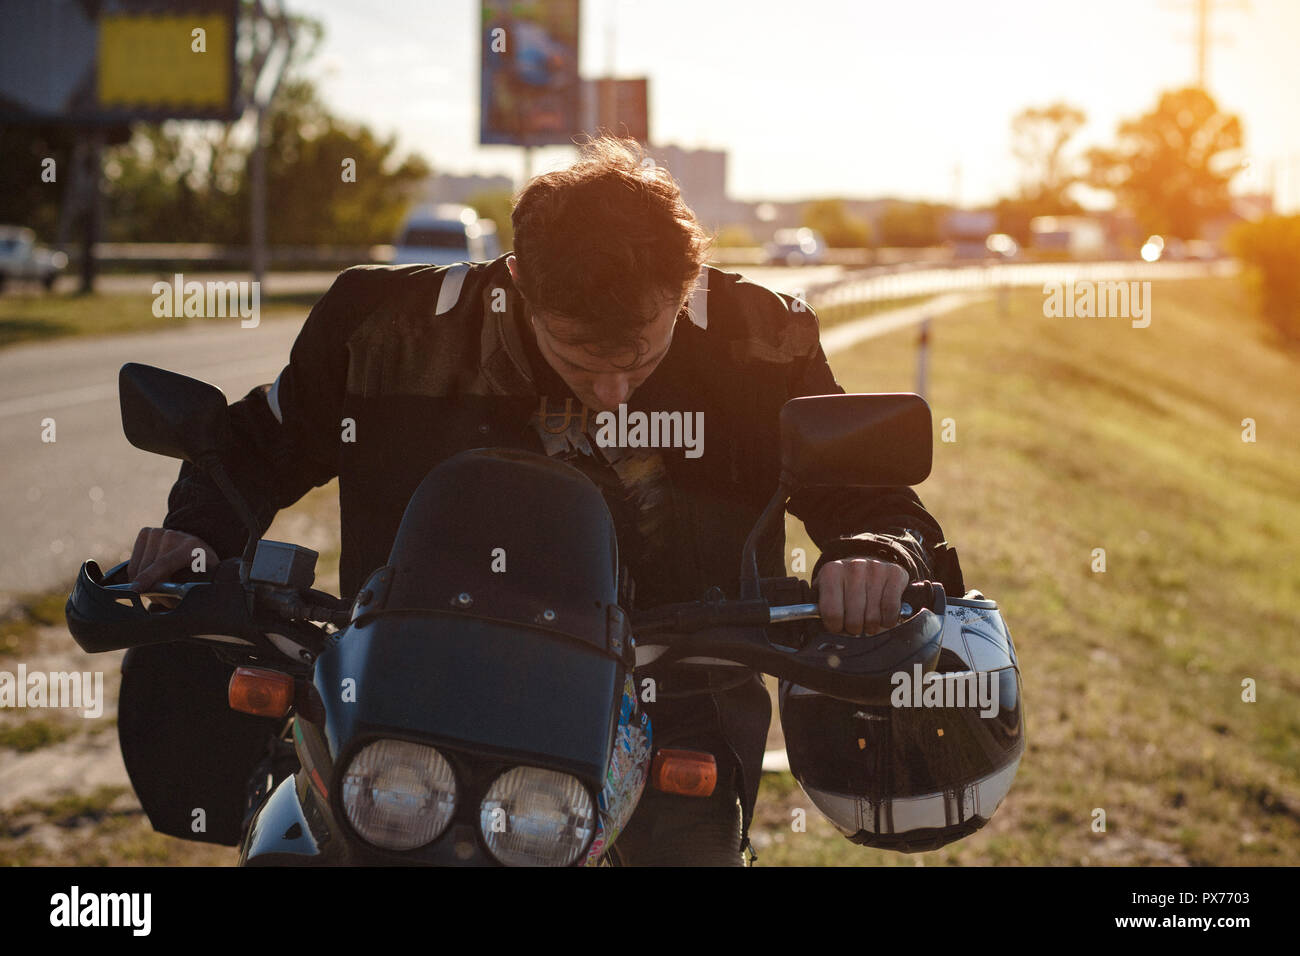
[240,722,299,836]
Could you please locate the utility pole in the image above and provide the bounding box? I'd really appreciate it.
[244,0,296,288]
[1196,0,1208,88]
[76,131,104,295]
[599,2,616,139]
[1167,0,1246,92]
[606,0,616,76]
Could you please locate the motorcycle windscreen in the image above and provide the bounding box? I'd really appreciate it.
[315,612,622,787]
[377,448,620,651]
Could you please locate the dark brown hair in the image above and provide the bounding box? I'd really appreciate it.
[510,135,713,362]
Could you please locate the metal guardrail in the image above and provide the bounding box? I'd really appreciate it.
[61,243,395,271]
[801,258,1238,311]
[52,245,1237,304]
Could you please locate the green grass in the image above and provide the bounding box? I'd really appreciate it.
[0,718,78,753]
[0,786,237,866]
[0,289,309,349]
[758,277,1300,866]
[0,591,71,661]
[812,292,940,328]
[20,785,128,826]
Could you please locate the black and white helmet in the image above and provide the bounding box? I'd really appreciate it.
[778,590,1024,853]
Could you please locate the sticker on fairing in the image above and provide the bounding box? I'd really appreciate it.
[584,672,652,866]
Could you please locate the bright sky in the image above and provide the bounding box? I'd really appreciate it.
[295,0,1300,211]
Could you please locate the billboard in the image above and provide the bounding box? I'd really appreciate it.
[581,77,649,143]
[0,0,239,124]
[479,0,581,146]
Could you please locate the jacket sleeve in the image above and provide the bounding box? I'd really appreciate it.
[779,297,960,589]
[161,269,363,560]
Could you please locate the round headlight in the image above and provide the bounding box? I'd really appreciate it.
[341,739,457,850]
[480,767,595,867]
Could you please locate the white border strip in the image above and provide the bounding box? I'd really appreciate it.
[435,263,470,316]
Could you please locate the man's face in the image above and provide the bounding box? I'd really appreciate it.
[508,255,687,413]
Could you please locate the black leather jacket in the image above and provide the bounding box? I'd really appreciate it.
[160,254,962,846]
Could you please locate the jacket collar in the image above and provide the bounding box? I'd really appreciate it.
[479,255,540,397]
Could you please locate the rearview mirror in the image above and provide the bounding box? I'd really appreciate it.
[119,363,232,464]
[779,393,932,488]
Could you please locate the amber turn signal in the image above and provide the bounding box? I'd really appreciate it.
[228,666,294,718]
[651,748,717,797]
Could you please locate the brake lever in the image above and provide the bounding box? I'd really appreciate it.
[98,560,209,600]
[102,580,201,600]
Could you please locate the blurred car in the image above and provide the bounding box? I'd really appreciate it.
[1029,216,1106,259]
[391,204,501,267]
[945,210,999,259]
[1143,236,1217,262]
[0,225,67,292]
[764,228,827,267]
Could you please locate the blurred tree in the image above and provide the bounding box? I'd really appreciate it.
[249,77,431,245]
[802,199,873,248]
[1086,87,1243,239]
[993,195,1039,245]
[1010,102,1086,215]
[466,188,516,250]
[103,121,245,242]
[1227,214,1300,342]
[99,76,430,245]
[878,201,941,247]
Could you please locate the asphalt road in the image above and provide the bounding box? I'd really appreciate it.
[0,320,300,604]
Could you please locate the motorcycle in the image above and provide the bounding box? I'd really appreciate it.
[66,363,951,866]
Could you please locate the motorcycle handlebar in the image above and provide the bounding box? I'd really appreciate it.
[67,554,944,704]
[634,580,940,634]
[633,580,946,706]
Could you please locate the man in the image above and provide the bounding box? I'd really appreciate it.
[122,136,959,864]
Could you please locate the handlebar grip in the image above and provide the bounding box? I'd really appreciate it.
[768,579,941,624]
[779,580,945,704]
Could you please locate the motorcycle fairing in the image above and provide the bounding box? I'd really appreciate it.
[584,672,652,865]
[239,775,322,866]
[315,613,624,787]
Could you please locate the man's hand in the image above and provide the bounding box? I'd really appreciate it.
[812,557,909,636]
[127,528,218,593]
